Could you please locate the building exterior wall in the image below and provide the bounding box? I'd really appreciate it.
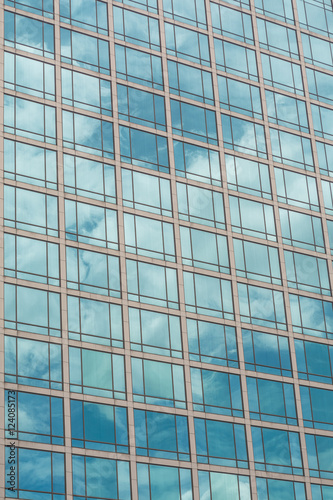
[1,0,333,498]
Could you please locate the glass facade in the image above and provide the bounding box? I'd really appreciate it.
[1,0,333,498]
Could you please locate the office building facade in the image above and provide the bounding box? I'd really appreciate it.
[1,0,333,498]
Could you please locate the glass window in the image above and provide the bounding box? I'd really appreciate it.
[129,307,182,357]
[62,110,114,158]
[257,18,299,58]
[4,52,55,101]
[214,38,258,81]
[4,185,58,236]
[119,125,169,172]
[131,357,186,408]
[173,140,221,185]
[60,27,110,74]
[261,54,303,95]
[301,386,333,431]
[5,336,62,389]
[180,226,229,273]
[65,199,118,249]
[311,484,333,500]
[218,76,262,119]
[137,464,192,500]
[252,427,302,474]
[4,283,61,337]
[225,154,271,199]
[5,390,63,444]
[247,377,297,425]
[4,139,57,189]
[290,293,333,339]
[302,33,333,71]
[284,250,330,295]
[191,367,243,416]
[60,0,108,33]
[171,100,218,145]
[115,44,162,89]
[61,68,112,116]
[306,434,333,478]
[72,455,130,500]
[134,409,190,460]
[67,295,123,347]
[238,283,286,330]
[69,347,125,399]
[195,418,248,467]
[234,239,281,284]
[184,271,234,319]
[295,338,333,384]
[297,0,333,37]
[163,0,206,29]
[5,0,54,17]
[126,259,179,308]
[270,129,314,170]
[165,22,210,66]
[266,90,308,132]
[322,179,333,215]
[117,83,166,130]
[124,213,175,261]
[71,400,128,452]
[5,11,54,57]
[177,182,225,229]
[121,168,172,216]
[4,94,56,144]
[4,233,60,285]
[168,60,214,105]
[64,154,116,203]
[198,471,251,500]
[66,247,120,297]
[275,168,319,210]
[242,329,292,376]
[326,220,333,255]
[257,478,306,500]
[279,207,325,253]
[229,195,276,241]
[211,2,253,43]
[118,0,157,13]
[307,68,333,105]
[187,319,238,367]
[5,448,65,499]
[221,114,267,158]
[219,0,250,7]
[311,103,333,140]
[113,6,159,50]
[254,0,294,23]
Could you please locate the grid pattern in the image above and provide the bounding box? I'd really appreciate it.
[1,0,333,499]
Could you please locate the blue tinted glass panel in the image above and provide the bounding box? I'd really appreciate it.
[131,357,186,408]
[5,12,54,57]
[4,139,57,189]
[4,283,61,337]
[238,283,286,330]
[69,347,125,399]
[242,329,292,376]
[5,390,64,444]
[129,307,182,357]
[5,448,65,498]
[72,455,131,499]
[71,400,128,452]
[252,427,303,474]
[67,295,123,347]
[134,409,190,460]
[195,418,248,467]
[5,336,62,389]
[187,319,238,367]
